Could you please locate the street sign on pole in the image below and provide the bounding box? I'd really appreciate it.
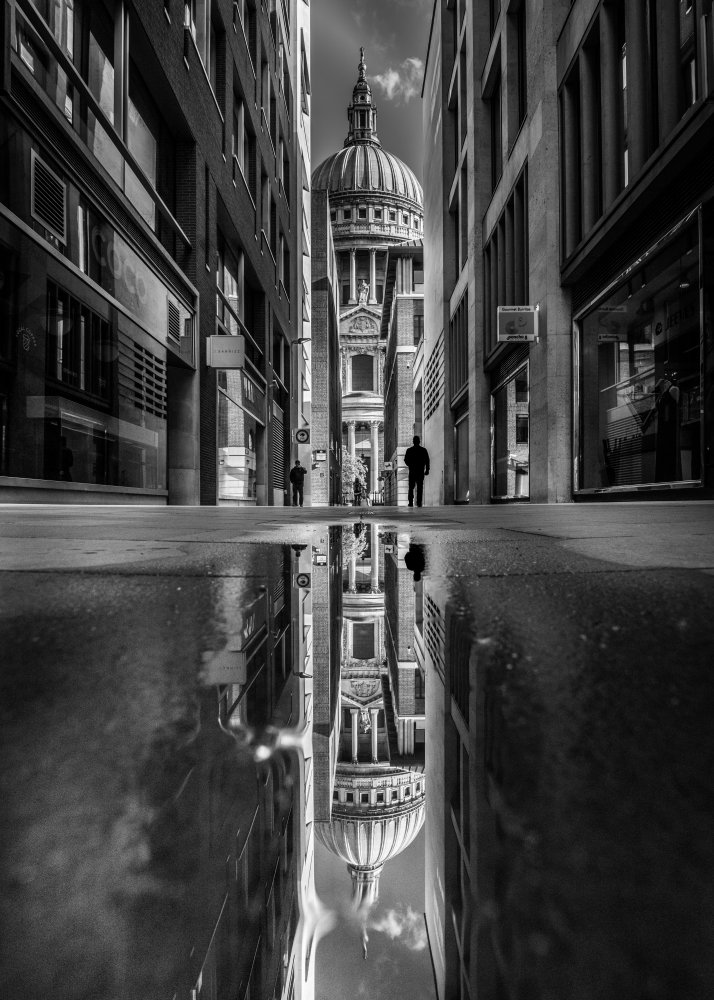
[294,428,310,444]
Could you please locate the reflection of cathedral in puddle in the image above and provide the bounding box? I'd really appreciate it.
[316,525,426,949]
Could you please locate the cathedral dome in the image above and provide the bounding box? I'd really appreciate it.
[312,144,423,209]
[311,48,423,213]
[315,765,426,892]
[316,798,424,873]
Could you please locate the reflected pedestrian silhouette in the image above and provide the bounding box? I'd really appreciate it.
[404,543,426,581]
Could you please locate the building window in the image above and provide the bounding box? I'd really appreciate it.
[489,67,503,189]
[216,235,243,332]
[402,213,409,224]
[577,217,701,491]
[492,362,529,499]
[352,354,374,392]
[483,167,528,355]
[414,303,424,346]
[449,294,468,401]
[343,207,352,221]
[358,207,367,219]
[330,209,337,221]
[389,209,396,221]
[374,208,382,220]
[352,621,375,658]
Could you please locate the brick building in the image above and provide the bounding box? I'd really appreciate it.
[0,0,310,505]
[381,240,425,505]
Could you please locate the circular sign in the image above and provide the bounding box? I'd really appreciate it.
[295,428,310,444]
[295,572,311,588]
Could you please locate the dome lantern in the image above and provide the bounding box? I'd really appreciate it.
[345,47,380,147]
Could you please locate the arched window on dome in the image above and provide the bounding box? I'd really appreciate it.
[352,354,374,392]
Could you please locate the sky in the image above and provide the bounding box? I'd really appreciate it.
[315,827,436,999]
[310,0,434,182]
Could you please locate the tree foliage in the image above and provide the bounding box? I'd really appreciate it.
[341,448,368,491]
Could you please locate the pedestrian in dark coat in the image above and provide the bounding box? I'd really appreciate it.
[404,435,430,507]
[289,460,306,506]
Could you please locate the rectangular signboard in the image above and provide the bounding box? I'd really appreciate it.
[314,449,327,461]
[497,306,538,343]
[383,461,393,471]
[206,334,245,368]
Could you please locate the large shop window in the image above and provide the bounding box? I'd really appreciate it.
[0,215,172,491]
[577,216,701,491]
[492,363,529,499]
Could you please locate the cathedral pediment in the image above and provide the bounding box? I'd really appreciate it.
[340,307,381,339]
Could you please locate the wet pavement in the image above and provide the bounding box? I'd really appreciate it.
[1,502,713,1000]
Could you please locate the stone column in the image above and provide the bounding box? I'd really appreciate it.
[349,249,357,303]
[349,553,356,590]
[370,523,379,591]
[370,709,379,763]
[600,5,621,209]
[370,421,379,492]
[351,708,359,763]
[368,248,377,303]
[348,421,356,460]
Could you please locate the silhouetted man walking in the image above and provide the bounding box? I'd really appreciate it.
[289,459,306,506]
[404,435,430,507]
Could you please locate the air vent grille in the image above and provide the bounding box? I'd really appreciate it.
[167,298,181,344]
[31,151,66,243]
[118,338,167,419]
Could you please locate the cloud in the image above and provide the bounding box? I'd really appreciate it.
[372,57,424,104]
[369,905,428,951]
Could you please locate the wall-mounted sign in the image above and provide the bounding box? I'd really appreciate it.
[313,553,327,566]
[497,306,539,343]
[294,572,311,589]
[383,461,393,471]
[314,449,327,461]
[206,334,245,368]
[294,427,310,444]
[383,543,396,554]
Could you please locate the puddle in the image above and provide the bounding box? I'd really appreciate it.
[3,519,714,999]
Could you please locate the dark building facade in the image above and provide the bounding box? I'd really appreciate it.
[422,0,714,504]
[0,0,309,505]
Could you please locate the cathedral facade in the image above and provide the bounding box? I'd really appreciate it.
[312,51,424,501]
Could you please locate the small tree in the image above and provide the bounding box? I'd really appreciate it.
[341,448,368,495]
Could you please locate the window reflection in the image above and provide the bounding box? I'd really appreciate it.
[579,217,701,489]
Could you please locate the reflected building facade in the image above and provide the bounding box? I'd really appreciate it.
[314,523,426,938]
[312,52,423,503]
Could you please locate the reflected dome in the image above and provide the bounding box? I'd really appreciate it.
[316,765,425,909]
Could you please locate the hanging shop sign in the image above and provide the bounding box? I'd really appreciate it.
[497,305,539,343]
[206,334,245,368]
[314,449,327,462]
